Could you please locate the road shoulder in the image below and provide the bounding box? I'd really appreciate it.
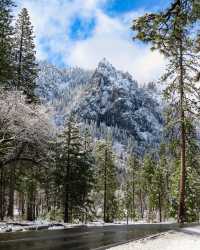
[108,226,200,250]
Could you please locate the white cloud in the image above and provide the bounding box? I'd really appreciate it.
[68,10,166,83]
[15,0,105,59]
[15,0,166,83]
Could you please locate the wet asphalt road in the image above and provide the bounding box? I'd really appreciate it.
[0,223,180,250]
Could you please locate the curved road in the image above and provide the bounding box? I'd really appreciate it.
[0,223,180,250]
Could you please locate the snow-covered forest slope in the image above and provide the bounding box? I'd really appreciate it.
[36,59,163,153]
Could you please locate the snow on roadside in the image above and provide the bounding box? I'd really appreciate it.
[0,220,68,233]
[0,219,176,233]
[0,220,128,233]
[0,220,131,233]
[108,226,200,250]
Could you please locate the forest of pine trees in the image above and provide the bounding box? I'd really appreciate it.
[0,0,199,226]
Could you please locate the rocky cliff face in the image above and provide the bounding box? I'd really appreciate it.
[36,59,163,152]
[73,59,163,147]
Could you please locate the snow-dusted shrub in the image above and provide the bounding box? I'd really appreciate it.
[0,89,55,167]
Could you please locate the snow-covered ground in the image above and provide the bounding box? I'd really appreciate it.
[0,220,136,233]
[0,220,149,233]
[108,226,200,250]
[0,220,71,233]
[0,219,178,233]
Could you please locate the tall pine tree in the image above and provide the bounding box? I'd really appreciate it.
[132,0,200,223]
[58,116,93,223]
[95,140,118,222]
[124,154,139,221]
[0,0,15,86]
[14,8,38,103]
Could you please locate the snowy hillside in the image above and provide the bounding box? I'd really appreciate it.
[36,59,163,153]
[36,61,92,103]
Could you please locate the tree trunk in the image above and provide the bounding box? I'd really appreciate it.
[158,192,162,222]
[0,167,5,221]
[139,189,144,219]
[64,157,70,223]
[103,148,108,223]
[64,128,71,223]
[126,212,129,225]
[178,36,186,224]
[64,186,69,223]
[19,192,25,217]
[178,108,186,223]
[17,21,24,88]
[7,165,16,218]
[27,186,36,221]
[45,189,51,213]
[132,170,135,221]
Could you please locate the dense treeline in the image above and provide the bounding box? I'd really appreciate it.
[132,0,200,223]
[0,0,200,224]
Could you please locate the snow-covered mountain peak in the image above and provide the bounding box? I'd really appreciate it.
[96,58,117,78]
[95,58,137,90]
[36,60,163,153]
[97,57,113,67]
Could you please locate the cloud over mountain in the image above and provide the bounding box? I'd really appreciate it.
[15,0,166,83]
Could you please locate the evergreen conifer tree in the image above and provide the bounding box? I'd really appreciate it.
[132,0,200,223]
[14,8,38,103]
[0,0,15,86]
[58,116,93,223]
[95,140,117,222]
[124,154,139,221]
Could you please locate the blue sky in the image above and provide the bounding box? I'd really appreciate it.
[104,0,170,14]
[15,0,169,83]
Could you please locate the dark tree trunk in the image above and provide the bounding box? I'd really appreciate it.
[64,183,69,223]
[126,212,129,225]
[178,36,186,224]
[64,158,70,223]
[17,21,24,88]
[158,192,162,222]
[64,128,71,223]
[27,187,36,221]
[7,165,16,218]
[103,148,108,223]
[139,189,144,219]
[0,167,5,221]
[45,189,51,213]
[178,108,186,224]
[19,192,25,217]
[27,202,33,221]
[131,170,135,220]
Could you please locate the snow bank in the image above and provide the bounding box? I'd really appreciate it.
[108,226,200,250]
[0,220,126,233]
[0,220,68,233]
